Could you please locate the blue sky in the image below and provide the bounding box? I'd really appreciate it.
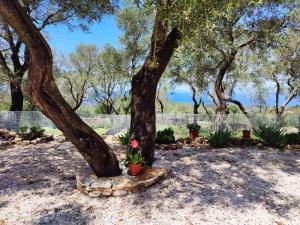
[44,16,299,107]
[44,15,121,55]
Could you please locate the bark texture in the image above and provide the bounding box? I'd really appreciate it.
[0,0,121,177]
[130,10,181,165]
[273,74,299,121]
[215,51,237,115]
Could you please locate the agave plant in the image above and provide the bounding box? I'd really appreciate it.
[208,129,231,148]
[252,121,285,148]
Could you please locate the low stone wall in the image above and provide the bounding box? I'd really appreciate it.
[76,164,167,197]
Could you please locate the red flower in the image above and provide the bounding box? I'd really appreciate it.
[130,139,139,149]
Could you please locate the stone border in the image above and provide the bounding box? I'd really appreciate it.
[76,164,168,197]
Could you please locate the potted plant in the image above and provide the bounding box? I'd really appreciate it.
[125,139,145,176]
[242,129,251,139]
[187,123,201,139]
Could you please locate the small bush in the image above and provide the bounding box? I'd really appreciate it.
[209,130,231,148]
[156,128,175,144]
[17,126,45,141]
[119,130,130,145]
[187,123,201,131]
[252,122,285,148]
[284,133,300,145]
[200,129,211,138]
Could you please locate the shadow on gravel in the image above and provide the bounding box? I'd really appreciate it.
[34,203,89,225]
[0,142,85,195]
[143,147,300,217]
[1,142,299,221]
[0,200,9,209]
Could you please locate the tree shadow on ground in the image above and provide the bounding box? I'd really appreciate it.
[34,203,89,225]
[0,141,86,196]
[0,200,8,209]
[140,147,300,218]
[0,141,299,223]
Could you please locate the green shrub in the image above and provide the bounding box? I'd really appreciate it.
[17,126,45,141]
[187,123,201,131]
[119,130,130,145]
[209,130,231,148]
[284,133,300,145]
[200,129,211,138]
[171,126,188,139]
[156,128,175,144]
[228,105,239,114]
[252,122,285,148]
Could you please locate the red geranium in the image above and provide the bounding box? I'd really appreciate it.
[130,139,139,149]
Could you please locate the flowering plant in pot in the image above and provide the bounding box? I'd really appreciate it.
[187,123,201,139]
[125,139,145,176]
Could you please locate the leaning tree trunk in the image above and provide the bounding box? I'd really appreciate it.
[129,14,181,165]
[0,0,121,177]
[214,52,236,131]
[215,71,229,131]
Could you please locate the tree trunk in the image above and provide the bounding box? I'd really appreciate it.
[214,53,236,131]
[225,97,249,117]
[215,52,237,115]
[0,0,121,177]
[193,103,200,114]
[225,97,253,128]
[191,86,200,114]
[156,97,164,114]
[9,76,23,111]
[200,99,213,122]
[130,75,157,166]
[214,68,229,131]
[129,9,181,165]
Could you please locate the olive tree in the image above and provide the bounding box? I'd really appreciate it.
[0,0,121,177]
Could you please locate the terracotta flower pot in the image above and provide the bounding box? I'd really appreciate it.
[128,163,142,176]
[189,129,199,139]
[243,130,251,139]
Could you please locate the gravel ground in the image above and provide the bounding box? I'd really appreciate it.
[0,140,299,225]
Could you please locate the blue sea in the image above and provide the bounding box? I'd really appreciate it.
[168,92,300,107]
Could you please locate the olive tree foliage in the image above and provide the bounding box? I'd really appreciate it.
[56,45,98,111]
[55,1,150,115]
[0,0,116,111]
[171,1,292,118]
[115,0,151,113]
[155,75,170,114]
[0,0,123,176]
[251,29,300,120]
[91,44,127,115]
[56,44,129,114]
[169,44,211,115]
[128,0,262,165]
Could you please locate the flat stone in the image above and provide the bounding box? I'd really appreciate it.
[90,179,112,189]
[76,164,167,198]
[132,168,167,182]
[88,191,101,198]
[77,176,95,187]
[101,189,112,197]
[112,190,127,196]
[112,177,137,190]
